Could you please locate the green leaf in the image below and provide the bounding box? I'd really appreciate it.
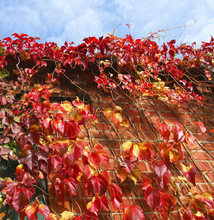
[0,68,10,78]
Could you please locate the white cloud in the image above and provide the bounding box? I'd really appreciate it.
[114,0,214,45]
[0,0,118,45]
[0,0,213,46]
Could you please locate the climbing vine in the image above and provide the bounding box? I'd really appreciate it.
[0,33,213,219]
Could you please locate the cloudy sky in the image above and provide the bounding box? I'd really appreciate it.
[0,0,214,46]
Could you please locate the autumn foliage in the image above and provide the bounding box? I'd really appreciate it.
[0,33,213,219]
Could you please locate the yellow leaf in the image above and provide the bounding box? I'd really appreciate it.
[48,213,58,220]
[103,108,112,119]
[130,175,138,185]
[169,149,180,163]
[131,165,141,184]
[133,144,139,158]
[122,141,133,151]
[30,124,40,131]
[114,113,123,122]
[114,161,129,182]
[120,118,129,128]
[60,211,73,220]
[195,192,213,201]
[86,197,96,211]
[14,117,20,123]
[61,101,73,112]
[181,164,191,172]
[194,211,204,217]
[114,106,122,113]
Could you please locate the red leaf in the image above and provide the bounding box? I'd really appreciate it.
[38,204,50,219]
[12,187,22,212]
[160,169,172,190]
[173,124,185,142]
[43,118,51,129]
[18,151,34,171]
[137,142,155,161]
[142,177,152,191]
[21,172,36,187]
[89,152,100,168]
[54,178,65,203]
[11,123,21,134]
[114,155,138,183]
[72,98,84,109]
[152,161,172,189]
[152,161,167,178]
[144,188,160,210]
[25,199,50,220]
[123,205,145,220]
[63,121,80,139]
[180,208,194,220]
[5,181,19,194]
[2,117,9,125]
[0,96,7,105]
[22,186,35,201]
[93,144,109,165]
[57,120,65,134]
[158,123,171,142]
[188,134,195,146]
[99,195,109,211]
[67,142,85,165]
[51,119,60,132]
[87,197,101,216]
[158,192,176,219]
[25,204,38,220]
[109,183,123,209]
[64,177,78,197]
[51,155,62,170]
[195,121,207,133]
[91,174,108,195]
[181,164,196,185]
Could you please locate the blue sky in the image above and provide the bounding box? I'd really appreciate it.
[0,0,214,46]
